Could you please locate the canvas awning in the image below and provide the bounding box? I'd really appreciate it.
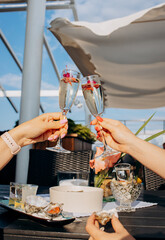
[49,3,165,109]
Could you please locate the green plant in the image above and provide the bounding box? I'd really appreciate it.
[121,112,165,159]
[67,118,96,144]
[121,113,165,180]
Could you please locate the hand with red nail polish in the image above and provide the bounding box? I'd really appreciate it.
[91,117,137,154]
[90,119,98,125]
[97,131,102,137]
[95,126,100,132]
[89,117,165,180]
[96,116,103,122]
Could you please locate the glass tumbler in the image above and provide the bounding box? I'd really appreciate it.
[111,163,141,212]
[57,171,89,186]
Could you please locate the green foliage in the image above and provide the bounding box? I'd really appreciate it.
[67,118,96,144]
[121,113,165,179]
[135,112,165,141]
[135,112,156,136]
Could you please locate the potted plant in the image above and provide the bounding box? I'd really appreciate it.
[62,118,96,151]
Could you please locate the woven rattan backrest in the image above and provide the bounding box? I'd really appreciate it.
[28,149,92,186]
[144,166,165,190]
[53,151,92,174]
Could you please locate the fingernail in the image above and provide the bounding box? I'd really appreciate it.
[60,119,67,124]
[61,133,66,139]
[48,137,54,141]
[97,131,101,136]
[54,135,58,140]
[96,116,103,122]
[95,126,100,131]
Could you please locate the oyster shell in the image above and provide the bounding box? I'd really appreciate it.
[24,195,49,214]
[95,211,112,225]
[45,202,63,217]
[95,209,118,225]
[24,195,62,219]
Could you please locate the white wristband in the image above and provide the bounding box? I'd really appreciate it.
[1,132,21,155]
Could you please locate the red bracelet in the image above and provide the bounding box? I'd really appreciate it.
[1,132,21,155]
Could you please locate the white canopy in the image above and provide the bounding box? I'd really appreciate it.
[49,3,165,109]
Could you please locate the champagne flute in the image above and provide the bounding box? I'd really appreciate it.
[46,69,80,153]
[81,75,119,158]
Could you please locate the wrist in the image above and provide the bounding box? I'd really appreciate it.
[1,131,21,155]
[120,134,138,155]
[9,128,25,148]
[126,135,142,156]
[9,126,36,147]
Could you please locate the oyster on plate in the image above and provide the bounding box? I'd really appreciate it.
[24,195,48,214]
[24,195,62,219]
[45,202,63,217]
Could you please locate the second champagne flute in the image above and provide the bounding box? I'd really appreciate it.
[81,75,119,158]
[46,69,80,153]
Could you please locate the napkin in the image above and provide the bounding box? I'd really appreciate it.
[103,200,157,211]
[73,200,157,217]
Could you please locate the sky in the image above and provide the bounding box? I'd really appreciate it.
[0,0,165,139]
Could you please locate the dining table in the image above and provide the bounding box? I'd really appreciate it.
[0,184,165,240]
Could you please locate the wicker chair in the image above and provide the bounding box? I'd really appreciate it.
[27,149,92,187]
[143,166,165,190]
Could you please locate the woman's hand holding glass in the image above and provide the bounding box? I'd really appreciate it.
[90,118,137,154]
[10,112,68,147]
[0,112,68,170]
[81,75,119,158]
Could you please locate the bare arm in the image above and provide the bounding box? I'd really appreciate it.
[91,118,165,179]
[128,137,165,179]
[0,112,68,170]
[0,137,14,170]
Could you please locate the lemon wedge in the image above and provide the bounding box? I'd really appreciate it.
[137,177,142,184]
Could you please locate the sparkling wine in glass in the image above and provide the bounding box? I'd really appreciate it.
[81,75,119,158]
[46,69,80,153]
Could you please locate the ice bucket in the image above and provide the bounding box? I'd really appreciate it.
[49,186,103,213]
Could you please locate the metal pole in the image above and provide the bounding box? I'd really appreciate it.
[44,35,60,82]
[0,30,44,113]
[0,30,22,71]
[0,3,74,12]
[70,0,79,21]
[15,0,46,183]
[0,85,18,113]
